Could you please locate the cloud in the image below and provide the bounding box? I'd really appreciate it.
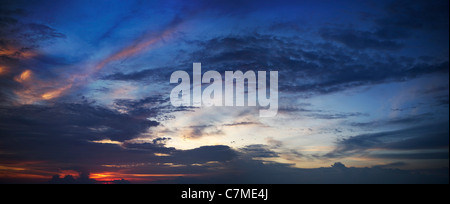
[326,123,449,159]
[372,162,407,169]
[376,0,449,31]
[0,8,65,52]
[185,34,448,99]
[370,152,449,160]
[350,113,433,129]
[321,0,449,51]
[0,6,68,105]
[223,121,260,127]
[320,28,404,50]
[306,112,368,120]
[102,68,163,81]
[48,173,96,184]
[240,145,279,158]
[171,145,237,164]
[113,96,173,118]
[0,101,239,182]
[0,103,159,143]
[0,99,447,184]
[166,160,449,184]
[1,0,448,184]
[187,125,224,138]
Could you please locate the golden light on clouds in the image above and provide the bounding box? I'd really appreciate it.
[90,139,122,145]
[41,84,72,100]
[10,26,179,105]
[0,49,17,56]
[0,47,38,59]
[154,153,171,157]
[14,70,32,83]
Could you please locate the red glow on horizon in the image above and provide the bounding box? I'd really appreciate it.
[89,171,203,183]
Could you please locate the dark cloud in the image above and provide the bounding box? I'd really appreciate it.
[48,173,96,184]
[0,6,66,105]
[0,100,447,184]
[370,152,449,160]
[223,121,260,127]
[184,34,448,99]
[320,28,404,50]
[278,105,369,120]
[372,162,407,169]
[102,24,447,102]
[307,112,368,120]
[240,144,279,158]
[321,0,449,50]
[113,96,172,119]
[0,103,159,142]
[166,160,448,184]
[102,68,160,81]
[350,113,433,129]
[0,8,65,51]
[0,0,448,184]
[183,124,224,139]
[376,0,449,31]
[326,123,449,159]
[0,102,239,179]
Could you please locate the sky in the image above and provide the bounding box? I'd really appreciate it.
[0,0,448,184]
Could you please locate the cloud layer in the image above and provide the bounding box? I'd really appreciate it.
[0,0,448,183]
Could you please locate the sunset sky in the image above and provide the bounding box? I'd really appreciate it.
[0,0,448,184]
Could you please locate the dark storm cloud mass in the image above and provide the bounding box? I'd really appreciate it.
[0,102,239,180]
[0,102,163,167]
[0,103,159,142]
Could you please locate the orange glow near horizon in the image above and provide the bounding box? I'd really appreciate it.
[89,172,202,182]
[0,161,60,183]
[58,170,81,178]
